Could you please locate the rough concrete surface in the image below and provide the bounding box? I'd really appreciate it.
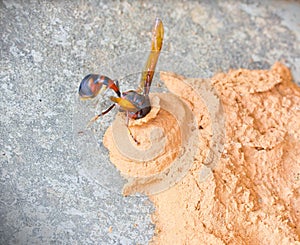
[0,0,299,244]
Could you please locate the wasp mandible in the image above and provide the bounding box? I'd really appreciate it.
[78,18,164,131]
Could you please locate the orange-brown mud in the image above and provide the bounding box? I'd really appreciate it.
[104,62,300,244]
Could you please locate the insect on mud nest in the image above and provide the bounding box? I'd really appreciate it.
[78,18,164,144]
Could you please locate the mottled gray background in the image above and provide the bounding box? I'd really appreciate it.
[1,0,299,244]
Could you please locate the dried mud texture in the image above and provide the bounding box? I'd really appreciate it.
[103,93,200,196]
[150,62,300,244]
[104,62,300,244]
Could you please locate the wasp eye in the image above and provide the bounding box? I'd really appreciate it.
[78,74,101,99]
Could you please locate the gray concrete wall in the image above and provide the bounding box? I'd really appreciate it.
[1,1,299,244]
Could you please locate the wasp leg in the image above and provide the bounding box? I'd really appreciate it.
[115,80,120,92]
[87,103,116,127]
[126,111,140,145]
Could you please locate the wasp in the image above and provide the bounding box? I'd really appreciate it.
[78,18,164,142]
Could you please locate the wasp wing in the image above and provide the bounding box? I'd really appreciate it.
[137,18,164,95]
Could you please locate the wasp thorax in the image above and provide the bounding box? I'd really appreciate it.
[122,91,151,119]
